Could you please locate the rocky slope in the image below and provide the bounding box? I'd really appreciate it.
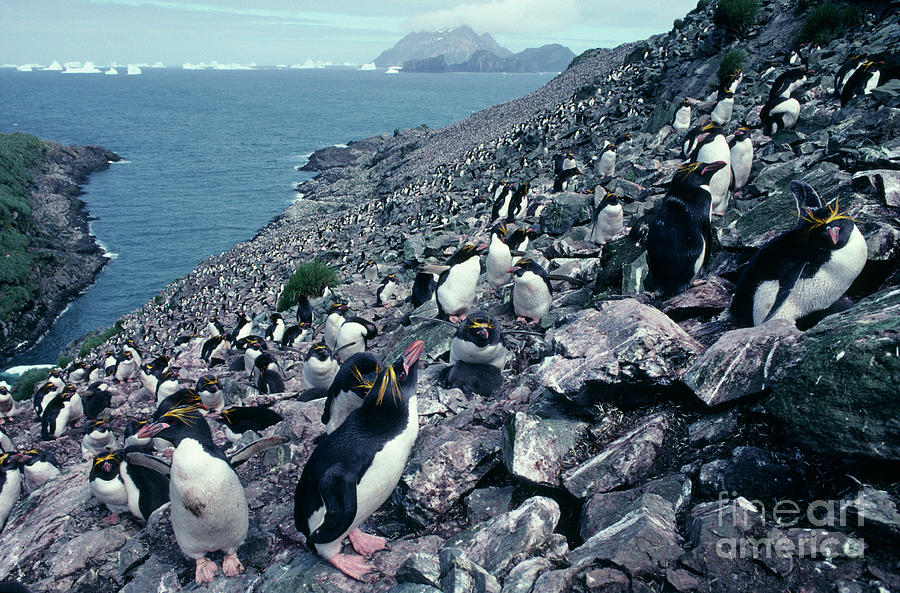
[1,0,899,592]
[0,140,119,363]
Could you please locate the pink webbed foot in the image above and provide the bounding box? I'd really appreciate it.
[195,556,219,584]
[449,315,460,323]
[101,511,119,524]
[222,552,243,577]
[690,278,708,287]
[327,553,374,582]
[349,529,387,557]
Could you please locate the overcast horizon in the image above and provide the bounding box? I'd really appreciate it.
[2,0,697,66]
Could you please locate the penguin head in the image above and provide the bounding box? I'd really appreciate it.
[733,127,751,141]
[491,222,509,243]
[159,369,177,382]
[121,351,133,361]
[126,338,137,348]
[137,403,207,445]
[17,448,55,468]
[695,122,723,144]
[680,99,692,108]
[506,258,547,278]
[0,384,9,397]
[673,161,727,187]
[85,419,110,437]
[601,144,617,155]
[367,340,425,409]
[448,243,487,265]
[90,451,121,480]
[254,352,276,370]
[792,182,857,250]
[328,302,350,315]
[307,343,333,362]
[196,374,220,393]
[269,313,283,323]
[61,384,78,398]
[599,192,621,209]
[48,368,62,379]
[124,419,149,442]
[0,452,20,472]
[457,313,500,347]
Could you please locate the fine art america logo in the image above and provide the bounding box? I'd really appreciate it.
[715,492,865,563]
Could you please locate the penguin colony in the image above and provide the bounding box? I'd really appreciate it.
[0,10,893,590]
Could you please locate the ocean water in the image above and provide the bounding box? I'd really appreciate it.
[1,67,554,367]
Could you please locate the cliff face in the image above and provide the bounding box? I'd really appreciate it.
[0,138,119,363]
[1,0,899,592]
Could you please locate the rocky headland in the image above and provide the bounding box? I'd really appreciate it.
[1,0,899,592]
[0,138,119,364]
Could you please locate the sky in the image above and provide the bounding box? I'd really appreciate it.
[1,0,698,66]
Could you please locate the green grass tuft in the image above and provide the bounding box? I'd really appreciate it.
[12,367,49,402]
[714,0,760,37]
[78,321,123,357]
[674,18,685,30]
[277,259,339,312]
[718,48,747,89]
[797,2,865,46]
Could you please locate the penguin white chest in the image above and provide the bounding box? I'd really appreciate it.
[450,338,508,370]
[92,475,129,510]
[697,137,732,212]
[324,314,345,350]
[771,99,800,130]
[598,151,616,176]
[335,323,368,357]
[0,468,22,527]
[438,258,480,316]
[170,439,248,558]
[325,391,363,434]
[711,98,734,125]
[591,204,624,244]
[673,106,691,131]
[271,321,286,343]
[303,357,339,390]
[25,462,59,491]
[485,238,512,288]
[730,140,753,189]
[513,272,551,322]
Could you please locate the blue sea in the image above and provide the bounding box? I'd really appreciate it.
[0,67,554,368]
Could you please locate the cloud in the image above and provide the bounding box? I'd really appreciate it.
[406,0,578,35]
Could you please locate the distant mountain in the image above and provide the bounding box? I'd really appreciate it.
[372,26,513,67]
[402,43,576,73]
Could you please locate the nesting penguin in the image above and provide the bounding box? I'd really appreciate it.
[0,382,14,424]
[710,90,734,125]
[334,316,378,360]
[294,340,424,581]
[646,161,728,298]
[731,180,867,327]
[435,244,486,323]
[81,381,112,420]
[210,406,283,443]
[303,343,341,393]
[195,375,224,411]
[114,351,137,382]
[230,313,253,342]
[82,420,116,461]
[769,67,808,101]
[504,183,529,222]
[673,99,692,132]
[137,403,248,584]
[253,354,286,394]
[508,259,553,325]
[490,182,514,221]
[449,313,508,371]
[281,322,312,348]
[89,449,169,522]
[265,313,286,344]
[485,223,512,289]
[590,192,625,245]
[19,448,60,491]
[760,91,802,136]
[375,274,399,307]
[729,127,754,194]
[552,167,580,193]
[322,353,380,434]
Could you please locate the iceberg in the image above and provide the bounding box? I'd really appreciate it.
[359,62,376,71]
[127,64,142,75]
[385,66,401,74]
[44,60,63,71]
[63,61,102,74]
[291,59,332,69]
[16,64,33,72]
[151,61,166,68]
[105,67,118,75]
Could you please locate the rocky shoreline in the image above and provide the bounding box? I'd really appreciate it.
[0,141,120,364]
[1,0,898,592]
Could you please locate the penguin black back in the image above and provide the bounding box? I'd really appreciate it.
[411,272,437,308]
[322,352,380,426]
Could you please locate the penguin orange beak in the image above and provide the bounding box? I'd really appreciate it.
[701,161,728,175]
[476,244,488,252]
[402,340,425,374]
[506,266,521,274]
[102,461,112,472]
[827,226,840,245]
[477,328,490,339]
[136,422,170,439]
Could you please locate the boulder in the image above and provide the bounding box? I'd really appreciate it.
[765,288,900,460]
[537,302,702,398]
[539,192,593,235]
[698,446,801,500]
[501,410,589,487]
[580,474,692,540]
[840,485,900,537]
[682,319,801,406]
[688,411,739,445]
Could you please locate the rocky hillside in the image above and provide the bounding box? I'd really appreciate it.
[0,135,119,364]
[1,0,899,592]
[402,44,576,73]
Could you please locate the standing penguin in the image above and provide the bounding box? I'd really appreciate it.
[552,167,581,193]
[294,340,424,581]
[840,60,882,107]
[281,322,311,349]
[0,452,22,531]
[253,354,286,394]
[265,313,286,344]
[41,391,72,441]
[296,294,313,324]
[731,181,867,326]
[155,370,182,406]
[672,99,692,132]
[596,144,617,178]
[375,274,399,307]
[89,449,170,523]
[490,182,514,221]
[768,67,808,101]
[410,272,438,309]
[834,54,867,98]
[136,403,248,584]
[103,351,118,377]
[207,315,225,337]
[230,313,252,343]
[508,259,553,325]
[115,351,137,382]
[322,352,381,434]
[19,448,60,491]
[324,303,350,351]
[507,227,534,256]
[761,91,802,136]
[195,375,224,412]
[81,381,112,420]
[729,127,754,194]
[710,90,734,125]
[303,344,341,392]
[485,223,512,290]
[646,161,727,297]
[240,335,267,374]
[123,339,143,368]
[334,317,378,360]
[82,420,116,461]
[201,334,232,367]
[692,123,732,215]
[435,244,486,323]
[590,192,624,246]
[0,383,14,424]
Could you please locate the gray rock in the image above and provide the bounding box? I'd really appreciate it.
[688,411,739,445]
[499,557,553,593]
[116,557,181,593]
[439,548,501,593]
[580,474,692,540]
[539,192,593,235]
[698,446,800,500]
[567,493,684,576]
[501,410,589,487]
[442,496,560,575]
[661,275,733,321]
[537,302,702,397]
[465,486,515,524]
[390,585,442,593]
[563,412,672,498]
[840,485,900,536]
[852,168,900,208]
[682,319,801,406]
[765,287,900,460]
[49,525,128,578]
[398,421,501,525]
[397,552,441,588]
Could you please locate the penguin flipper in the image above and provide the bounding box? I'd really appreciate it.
[309,464,358,544]
[124,462,170,520]
[229,435,290,467]
[762,262,806,323]
[125,449,172,476]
